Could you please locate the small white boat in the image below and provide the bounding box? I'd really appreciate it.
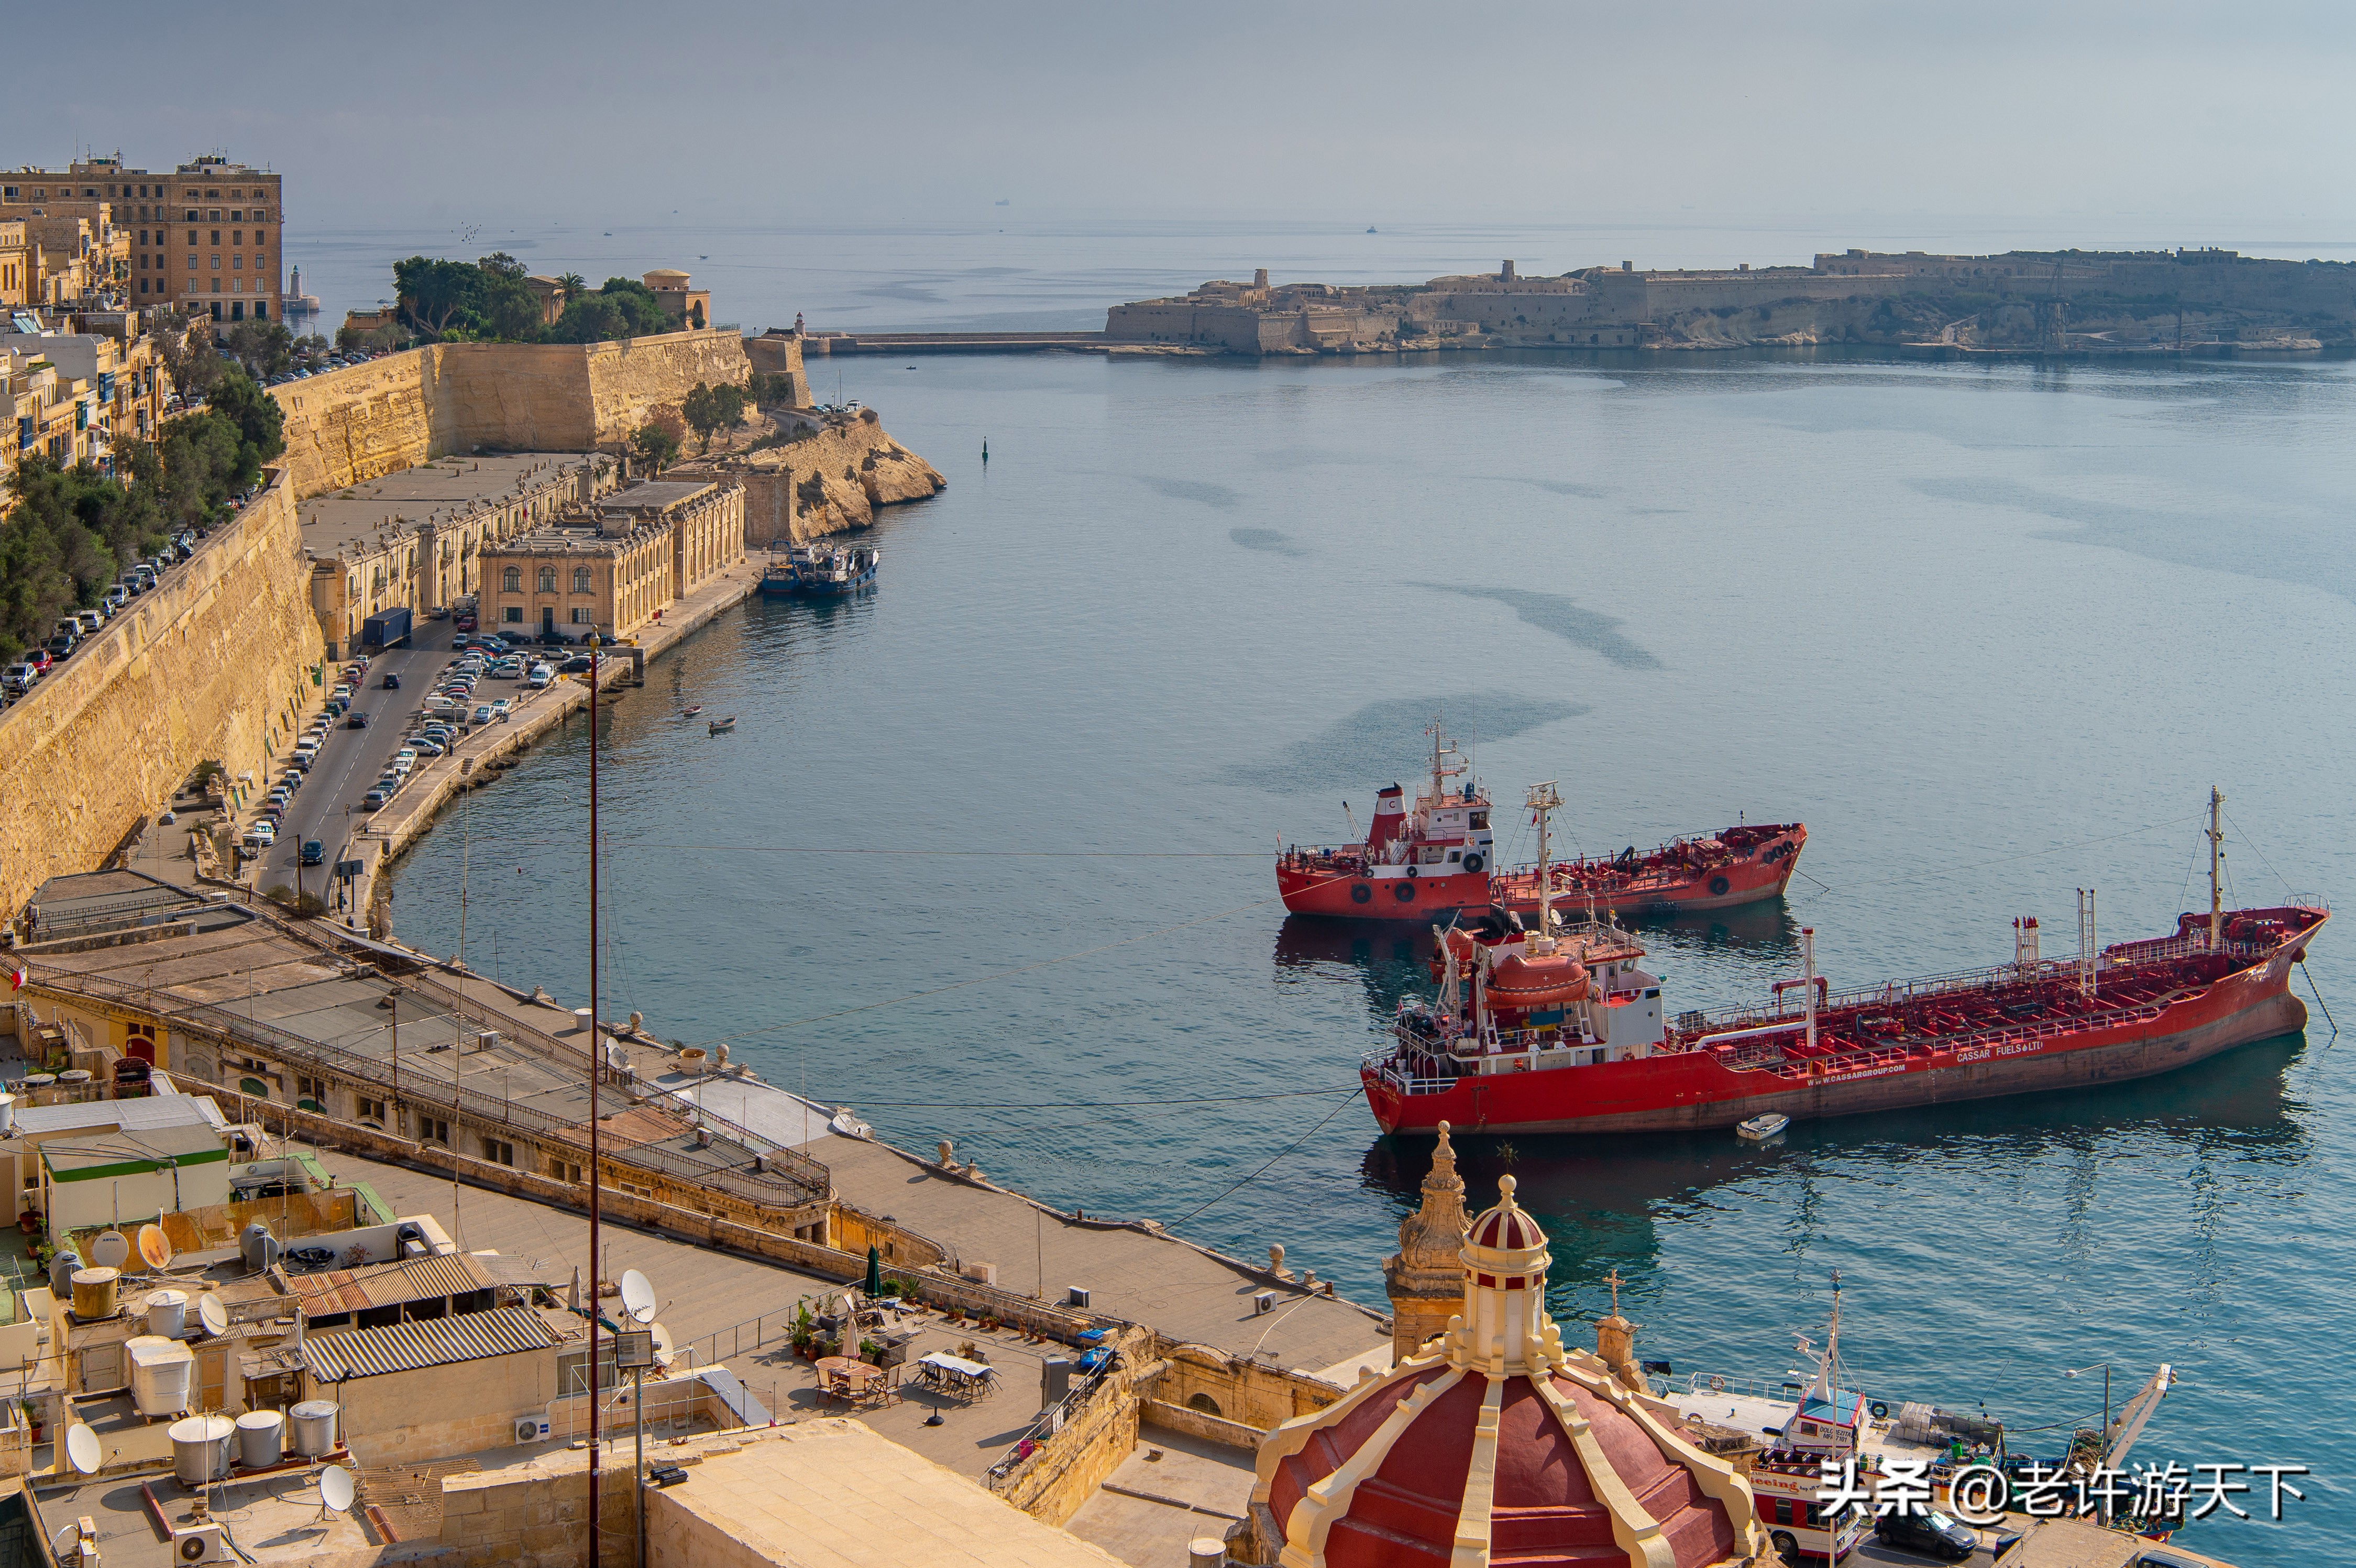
[1736,1112,1790,1142]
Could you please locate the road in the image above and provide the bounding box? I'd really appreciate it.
[262,619,469,913]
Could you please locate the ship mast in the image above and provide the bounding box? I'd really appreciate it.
[2207,787,2225,949]
[1527,782,1561,939]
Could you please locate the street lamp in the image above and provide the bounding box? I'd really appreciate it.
[2063,1362,2112,1457]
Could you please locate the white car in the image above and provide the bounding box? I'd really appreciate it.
[392,749,417,775]
[490,698,512,720]
[241,823,275,851]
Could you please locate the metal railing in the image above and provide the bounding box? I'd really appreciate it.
[984,1361,1116,1490]
[24,967,829,1206]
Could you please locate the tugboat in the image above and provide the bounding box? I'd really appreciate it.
[1275,722,1805,921]
[1361,788,2328,1134]
[1276,723,1494,919]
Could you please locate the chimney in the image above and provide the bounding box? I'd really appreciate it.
[1621,260,1633,273]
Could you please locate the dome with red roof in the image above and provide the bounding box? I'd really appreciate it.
[1250,1176,1764,1568]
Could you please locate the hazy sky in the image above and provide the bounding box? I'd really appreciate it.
[10,0,2352,244]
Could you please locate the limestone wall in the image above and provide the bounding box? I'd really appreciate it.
[438,1447,637,1568]
[685,414,946,544]
[0,472,324,920]
[273,330,753,497]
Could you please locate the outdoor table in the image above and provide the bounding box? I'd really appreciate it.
[917,1351,997,1400]
[816,1356,883,1404]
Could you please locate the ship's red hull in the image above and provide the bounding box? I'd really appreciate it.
[1278,822,1807,921]
[1364,910,2325,1135]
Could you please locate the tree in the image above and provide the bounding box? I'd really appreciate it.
[155,318,224,404]
[207,371,288,471]
[556,272,587,296]
[222,321,294,381]
[633,411,684,474]
[681,382,745,454]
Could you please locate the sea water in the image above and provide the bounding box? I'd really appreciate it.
[388,340,2356,1562]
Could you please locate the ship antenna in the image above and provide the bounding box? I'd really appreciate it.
[1527,782,1562,940]
[2208,787,2225,949]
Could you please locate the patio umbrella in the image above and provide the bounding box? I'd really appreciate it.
[864,1244,883,1298]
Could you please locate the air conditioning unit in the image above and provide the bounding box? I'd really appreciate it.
[1066,1286,1090,1309]
[959,1262,996,1287]
[1253,1291,1275,1316]
[516,1416,548,1444]
[173,1523,225,1563]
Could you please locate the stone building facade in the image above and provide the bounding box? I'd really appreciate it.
[481,511,672,642]
[597,477,746,601]
[0,154,282,325]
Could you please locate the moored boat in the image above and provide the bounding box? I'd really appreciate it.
[1275,722,1803,921]
[708,716,736,734]
[1362,791,2328,1135]
[764,541,880,597]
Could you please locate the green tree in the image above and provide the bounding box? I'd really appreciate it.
[155,318,224,404]
[222,321,295,380]
[207,371,288,471]
[681,383,737,453]
[556,272,587,296]
[632,421,681,474]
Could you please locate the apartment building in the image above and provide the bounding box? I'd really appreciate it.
[2,154,283,325]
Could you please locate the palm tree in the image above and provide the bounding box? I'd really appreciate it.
[557,272,588,298]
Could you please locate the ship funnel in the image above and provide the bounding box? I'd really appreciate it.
[1370,786,1406,852]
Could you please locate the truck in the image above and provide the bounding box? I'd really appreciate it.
[360,606,412,651]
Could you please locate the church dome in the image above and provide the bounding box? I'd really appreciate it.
[1253,1176,1763,1568]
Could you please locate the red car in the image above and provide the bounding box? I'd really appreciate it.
[24,649,52,673]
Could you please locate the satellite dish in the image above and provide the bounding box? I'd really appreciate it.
[91,1230,130,1269]
[138,1224,173,1271]
[196,1294,228,1337]
[619,1269,656,1325]
[320,1465,356,1512]
[64,1423,99,1475]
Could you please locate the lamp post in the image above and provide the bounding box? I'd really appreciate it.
[585,631,603,1566]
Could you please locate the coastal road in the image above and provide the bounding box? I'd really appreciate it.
[263,621,464,910]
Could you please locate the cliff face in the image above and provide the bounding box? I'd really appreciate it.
[0,474,324,918]
[274,330,753,495]
[689,413,946,544]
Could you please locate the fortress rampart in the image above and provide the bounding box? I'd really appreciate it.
[0,471,323,919]
[273,328,752,495]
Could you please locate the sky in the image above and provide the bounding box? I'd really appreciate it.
[9,0,2353,244]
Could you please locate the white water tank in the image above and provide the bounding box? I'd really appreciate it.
[169,1414,235,1484]
[235,1408,284,1470]
[288,1399,339,1458]
[145,1289,189,1339]
[128,1335,194,1417]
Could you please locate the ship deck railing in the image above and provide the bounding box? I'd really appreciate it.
[1678,935,2281,1041]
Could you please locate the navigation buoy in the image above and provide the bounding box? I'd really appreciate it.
[982,439,989,465]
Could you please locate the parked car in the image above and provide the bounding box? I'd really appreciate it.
[490,698,512,720]
[346,711,370,728]
[412,736,445,757]
[46,636,75,661]
[74,611,104,636]
[1871,1510,1981,1563]
[361,789,389,811]
[25,649,52,673]
[2,664,36,694]
[471,703,493,726]
[391,748,417,772]
[103,585,130,612]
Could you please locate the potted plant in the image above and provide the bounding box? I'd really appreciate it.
[858,1338,882,1365]
[789,1300,816,1358]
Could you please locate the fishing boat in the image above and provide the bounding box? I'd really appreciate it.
[1361,789,2328,1135]
[1275,722,1804,921]
[763,542,880,598]
[1659,1276,2021,1563]
[680,705,703,719]
[708,716,736,734]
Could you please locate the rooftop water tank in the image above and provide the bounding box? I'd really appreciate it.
[145,1289,189,1339]
[169,1414,235,1485]
[240,1222,280,1273]
[235,1408,284,1470]
[288,1399,339,1459]
[128,1335,194,1417]
[70,1267,119,1321]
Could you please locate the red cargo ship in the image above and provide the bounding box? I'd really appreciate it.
[1362,792,2328,1136]
[1275,725,1807,920]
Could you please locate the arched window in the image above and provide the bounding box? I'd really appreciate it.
[573,566,591,594]
[502,566,520,593]
[1186,1393,1222,1417]
[537,566,556,593]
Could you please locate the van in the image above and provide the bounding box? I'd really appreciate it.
[53,619,82,646]
[74,611,103,635]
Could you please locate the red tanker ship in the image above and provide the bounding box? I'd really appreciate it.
[1275,724,1807,920]
[1362,791,2328,1136]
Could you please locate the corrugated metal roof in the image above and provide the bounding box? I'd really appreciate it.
[300,1305,553,1382]
[290,1251,494,1315]
[7,1093,226,1138]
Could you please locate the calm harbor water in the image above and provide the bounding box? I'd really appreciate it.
[391,344,2356,1562]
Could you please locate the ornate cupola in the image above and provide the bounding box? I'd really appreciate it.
[1252,1177,1764,1568]
[1382,1120,1471,1365]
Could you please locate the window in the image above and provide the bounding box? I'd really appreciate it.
[297,1074,326,1102]
[503,606,523,623]
[502,566,521,592]
[548,1158,582,1184]
[211,254,219,270]
[232,230,243,246]
[536,567,556,593]
[357,1096,387,1123]
[572,566,591,593]
[185,255,194,271]
[421,1117,449,1144]
[210,229,220,244]
[481,1138,514,1167]
[571,608,590,624]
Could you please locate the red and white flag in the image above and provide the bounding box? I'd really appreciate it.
[6,964,25,991]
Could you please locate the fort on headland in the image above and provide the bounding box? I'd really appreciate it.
[1104,248,2356,355]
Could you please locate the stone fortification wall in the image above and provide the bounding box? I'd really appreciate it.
[273,329,752,496]
[0,474,323,920]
